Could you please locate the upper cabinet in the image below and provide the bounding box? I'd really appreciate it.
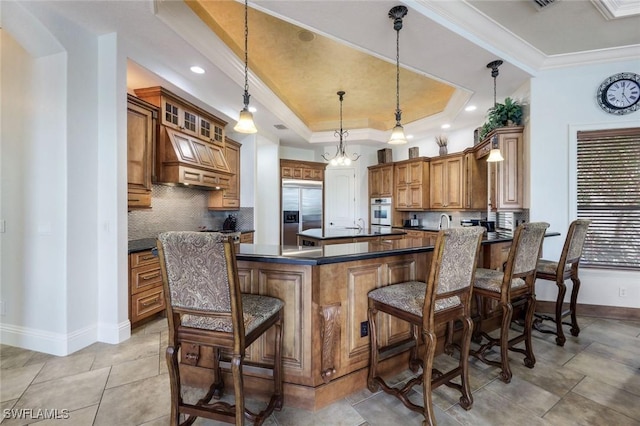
[281,159,326,181]
[394,158,430,210]
[481,127,524,211]
[368,164,394,198]
[135,86,225,147]
[463,152,488,210]
[209,138,241,210]
[134,87,232,190]
[127,95,157,210]
[429,154,463,210]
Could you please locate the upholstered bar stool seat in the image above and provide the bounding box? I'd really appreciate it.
[367,227,484,426]
[471,222,549,384]
[534,219,591,346]
[157,231,284,426]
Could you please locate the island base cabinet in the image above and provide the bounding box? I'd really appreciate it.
[177,248,514,411]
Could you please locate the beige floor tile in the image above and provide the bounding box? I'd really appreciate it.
[446,387,551,426]
[573,376,640,421]
[584,341,639,369]
[578,321,640,356]
[139,415,171,426]
[275,399,365,426]
[0,346,36,370]
[3,368,109,426]
[91,333,160,370]
[508,356,585,396]
[32,352,95,384]
[484,375,561,416]
[543,391,638,425]
[105,354,160,389]
[565,351,640,396]
[0,363,44,402]
[94,374,170,426]
[351,391,425,426]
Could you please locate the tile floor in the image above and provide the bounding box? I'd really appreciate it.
[1,315,639,425]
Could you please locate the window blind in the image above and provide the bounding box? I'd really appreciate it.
[576,127,640,270]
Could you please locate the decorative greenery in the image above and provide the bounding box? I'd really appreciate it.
[479,97,523,140]
[435,134,448,147]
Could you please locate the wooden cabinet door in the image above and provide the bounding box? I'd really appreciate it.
[379,165,393,197]
[368,168,381,197]
[127,95,156,209]
[395,163,409,186]
[464,153,488,210]
[496,132,523,210]
[408,161,425,184]
[430,156,463,209]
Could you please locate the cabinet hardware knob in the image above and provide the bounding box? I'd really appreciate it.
[141,297,159,307]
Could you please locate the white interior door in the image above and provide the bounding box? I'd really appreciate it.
[325,167,356,229]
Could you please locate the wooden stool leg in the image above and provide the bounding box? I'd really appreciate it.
[499,301,513,383]
[274,314,284,410]
[166,346,181,426]
[554,279,567,346]
[409,324,421,373]
[231,354,245,426]
[523,294,537,368]
[569,275,581,337]
[421,329,437,426]
[459,316,473,410]
[367,306,380,392]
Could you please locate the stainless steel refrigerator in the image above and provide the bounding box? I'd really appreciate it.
[281,180,323,245]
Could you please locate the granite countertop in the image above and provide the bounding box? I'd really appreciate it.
[297,227,406,240]
[128,229,255,253]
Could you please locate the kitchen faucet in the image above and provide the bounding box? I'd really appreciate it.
[439,213,450,230]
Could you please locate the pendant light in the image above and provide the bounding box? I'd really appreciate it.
[233,0,257,134]
[322,91,360,166]
[486,60,504,162]
[388,5,408,145]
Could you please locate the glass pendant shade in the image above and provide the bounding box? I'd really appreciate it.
[234,108,257,133]
[388,123,407,145]
[486,148,504,162]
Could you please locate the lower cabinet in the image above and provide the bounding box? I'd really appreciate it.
[129,250,165,327]
[240,231,254,244]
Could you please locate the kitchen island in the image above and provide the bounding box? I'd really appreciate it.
[179,231,558,410]
[296,227,406,246]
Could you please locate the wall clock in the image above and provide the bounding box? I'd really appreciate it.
[596,72,640,115]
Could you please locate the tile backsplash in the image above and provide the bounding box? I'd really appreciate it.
[128,184,254,240]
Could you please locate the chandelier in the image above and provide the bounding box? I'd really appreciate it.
[388,5,408,145]
[322,91,360,166]
[486,60,504,162]
[233,0,257,134]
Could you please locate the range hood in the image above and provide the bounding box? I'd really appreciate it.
[155,127,232,190]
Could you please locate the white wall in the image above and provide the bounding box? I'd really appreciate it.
[530,60,640,308]
[255,134,281,245]
[1,2,128,355]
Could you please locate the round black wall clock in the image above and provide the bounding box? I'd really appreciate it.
[596,72,640,115]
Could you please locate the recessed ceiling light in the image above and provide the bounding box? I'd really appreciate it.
[441,124,451,129]
[465,105,477,112]
[248,106,257,113]
[190,66,205,74]
[406,134,414,140]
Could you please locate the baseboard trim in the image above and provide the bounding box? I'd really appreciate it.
[536,301,640,321]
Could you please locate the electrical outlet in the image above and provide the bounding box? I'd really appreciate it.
[619,287,627,297]
[360,321,369,337]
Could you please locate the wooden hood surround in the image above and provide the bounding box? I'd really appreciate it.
[134,86,232,190]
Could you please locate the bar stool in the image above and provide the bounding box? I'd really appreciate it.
[157,231,284,426]
[533,219,591,346]
[367,227,484,426]
[471,222,549,383]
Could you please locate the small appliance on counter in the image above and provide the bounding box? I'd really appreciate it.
[223,215,237,231]
[404,215,421,227]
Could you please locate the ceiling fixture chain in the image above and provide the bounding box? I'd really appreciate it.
[322,91,360,166]
[388,5,408,145]
[233,0,257,134]
[486,59,505,162]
